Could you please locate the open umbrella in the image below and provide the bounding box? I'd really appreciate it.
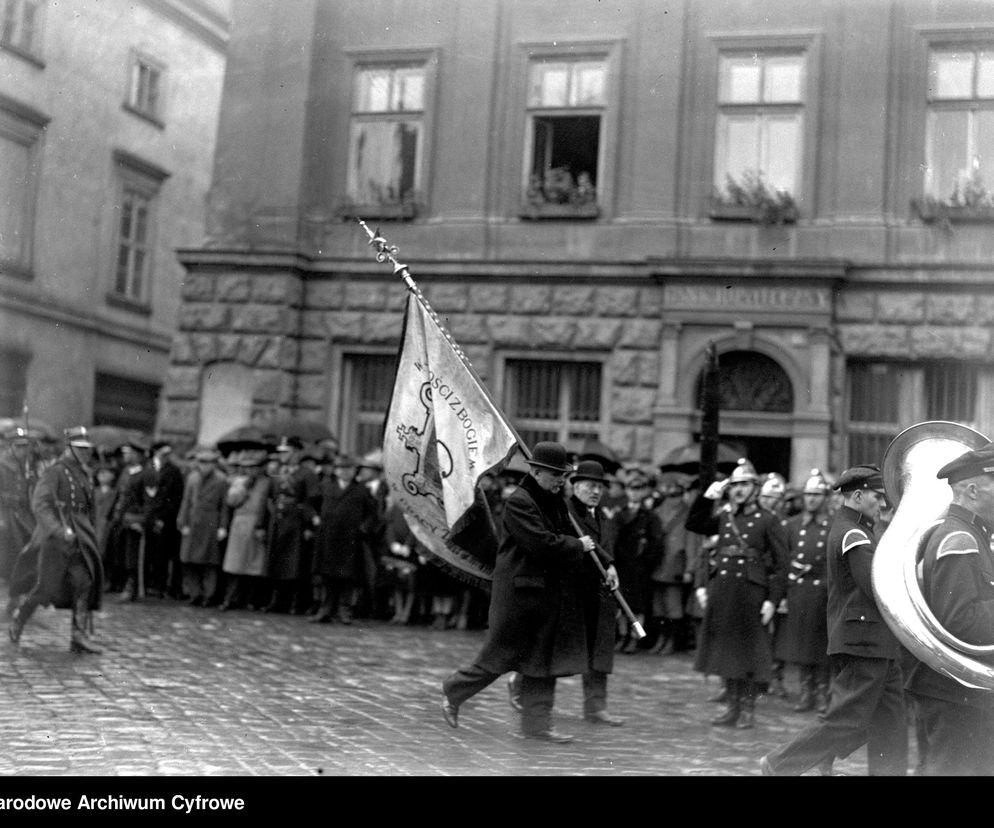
[86,425,148,452]
[261,414,336,445]
[215,424,275,456]
[658,442,742,475]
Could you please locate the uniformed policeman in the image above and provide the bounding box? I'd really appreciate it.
[687,458,789,729]
[0,427,37,584]
[761,464,908,776]
[8,426,104,654]
[905,443,994,775]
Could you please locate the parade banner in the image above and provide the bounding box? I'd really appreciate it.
[382,292,518,588]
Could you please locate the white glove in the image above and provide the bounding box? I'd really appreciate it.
[704,479,728,500]
[695,587,708,611]
[760,600,775,626]
[777,598,788,614]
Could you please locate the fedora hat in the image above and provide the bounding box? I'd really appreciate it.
[571,459,608,484]
[526,442,573,473]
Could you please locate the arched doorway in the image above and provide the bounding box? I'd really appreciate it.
[694,349,794,479]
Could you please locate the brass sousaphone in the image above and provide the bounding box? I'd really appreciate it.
[874,420,994,689]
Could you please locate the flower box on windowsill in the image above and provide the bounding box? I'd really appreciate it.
[912,199,994,225]
[518,202,601,221]
[709,200,798,225]
[337,201,419,222]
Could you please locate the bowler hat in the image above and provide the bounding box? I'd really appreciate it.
[834,464,885,494]
[571,460,608,484]
[936,442,994,485]
[64,426,93,448]
[526,442,573,473]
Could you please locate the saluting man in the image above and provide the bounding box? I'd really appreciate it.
[9,426,104,654]
[905,443,994,775]
[762,464,908,776]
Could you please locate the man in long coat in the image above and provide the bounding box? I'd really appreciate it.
[442,442,604,743]
[310,454,378,624]
[144,440,185,598]
[177,447,229,606]
[8,426,104,653]
[686,458,789,729]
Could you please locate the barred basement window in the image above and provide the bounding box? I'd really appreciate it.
[504,359,603,449]
[343,353,398,457]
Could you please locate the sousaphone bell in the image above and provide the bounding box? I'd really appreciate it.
[874,420,994,690]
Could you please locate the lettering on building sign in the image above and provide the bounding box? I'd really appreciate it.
[665,285,829,311]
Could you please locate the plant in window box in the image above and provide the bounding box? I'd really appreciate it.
[914,169,994,230]
[522,166,599,219]
[710,170,799,226]
[337,184,423,221]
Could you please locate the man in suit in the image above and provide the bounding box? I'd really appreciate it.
[761,464,908,776]
[507,459,623,725]
[441,442,603,742]
[905,443,994,775]
[143,440,185,598]
[8,426,104,653]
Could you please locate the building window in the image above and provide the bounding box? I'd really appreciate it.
[345,63,425,213]
[924,46,994,202]
[93,372,160,433]
[109,151,168,308]
[126,52,165,123]
[0,348,28,417]
[1,0,41,58]
[341,352,398,457]
[504,358,603,448]
[695,350,794,413]
[714,51,805,201]
[846,360,980,466]
[523,57,605,215]
[0,97,46,276]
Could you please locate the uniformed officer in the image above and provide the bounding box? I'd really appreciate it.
[8,426,104,654]
[905,443,994,775]
[761,464,908,776]
[0,427,37,584]
[687,458,789,729]
[774,469,833,713]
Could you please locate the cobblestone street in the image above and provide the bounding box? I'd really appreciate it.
[0,594,910,778]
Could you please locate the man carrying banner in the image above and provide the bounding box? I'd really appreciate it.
[442,442,604,743]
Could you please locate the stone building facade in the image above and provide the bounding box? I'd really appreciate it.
[0,0,230,432]
[161,0,994,483]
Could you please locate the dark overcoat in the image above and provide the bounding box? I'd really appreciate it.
[686,492,788,681]
[569,495,617,674]
[0,450,36,578]
[774,508,831,667]
[312,478,378,582]
[268,500,317,581]
[9,451,103,610]
[177,468,229,566]
[475,474,589,678]
[613,502,664,615]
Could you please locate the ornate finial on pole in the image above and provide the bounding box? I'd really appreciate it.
[356,218,470,364]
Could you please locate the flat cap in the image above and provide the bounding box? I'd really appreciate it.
[834,464,885,493]
[936,442,994,485]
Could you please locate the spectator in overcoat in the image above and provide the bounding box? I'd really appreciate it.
[648,472,696,655]
[177,448,229,607]
[143,440,185,598]
[219,451,272,611]
[310,454,378,624]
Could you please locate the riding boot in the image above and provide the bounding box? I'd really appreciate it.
[711,679,741,727]
[793,666,816,712]
[70,598,102,654]
[736,681,757,729]
[769,661,788,699]
[8,596,36,644]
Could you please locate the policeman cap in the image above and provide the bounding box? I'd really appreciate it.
[64,426,93,448]
[936,442,994,485]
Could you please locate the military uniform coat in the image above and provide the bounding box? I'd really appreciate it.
[775,508,832,667]
[906,503,994,711]
[686,493,789,681]
[475,474,591,678]
[10,451,103,610]
[0,450,36,578]
[177,468,229,566]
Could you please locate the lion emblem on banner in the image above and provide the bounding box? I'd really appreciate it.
[394,381,453,509]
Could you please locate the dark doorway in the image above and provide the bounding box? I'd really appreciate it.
[722,435,792,480]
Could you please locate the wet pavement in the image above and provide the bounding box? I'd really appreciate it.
[0,594,916,778]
